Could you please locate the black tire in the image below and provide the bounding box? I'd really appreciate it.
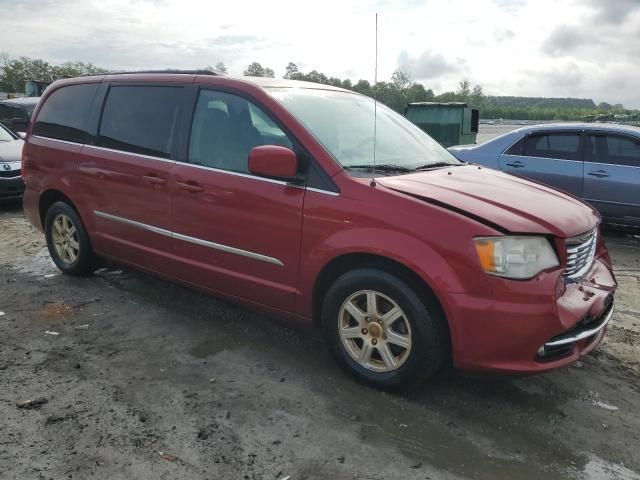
[44,201,95,276]
[322,268,447,390]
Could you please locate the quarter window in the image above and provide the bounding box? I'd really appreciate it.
[98,86,184,158]
[188,90,293,173]
[32,84,98,143]
[524,133,581,161]
[504,136,525,155]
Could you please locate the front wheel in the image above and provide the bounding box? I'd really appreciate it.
[322,268,447,390]
[44,201,95,276]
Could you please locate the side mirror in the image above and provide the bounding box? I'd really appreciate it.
[248,145,298,180]
[16,131,26,140]
[10,118,29,132]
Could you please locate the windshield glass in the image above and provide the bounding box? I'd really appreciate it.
[268,88,460,171]
[0,124,15,142]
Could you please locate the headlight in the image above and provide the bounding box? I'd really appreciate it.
[473,236,559,279]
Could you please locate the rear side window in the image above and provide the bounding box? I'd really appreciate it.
[33,84,98,143]
[524,133,581,161]
[98,86,184,158]
[587,134,640,166]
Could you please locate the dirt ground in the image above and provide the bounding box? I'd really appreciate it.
[1,200,639,480]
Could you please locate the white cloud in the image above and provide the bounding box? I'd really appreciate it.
[1,0,638,108]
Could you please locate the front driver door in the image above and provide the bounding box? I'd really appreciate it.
[499,131,584,196]
[170,88,305,311]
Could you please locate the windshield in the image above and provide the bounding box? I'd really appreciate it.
[268,88,460,172]
[0,124,15,142]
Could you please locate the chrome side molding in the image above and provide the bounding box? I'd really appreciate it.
[94,210,284,267]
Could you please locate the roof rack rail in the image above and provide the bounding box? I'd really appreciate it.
[90,69,223,77]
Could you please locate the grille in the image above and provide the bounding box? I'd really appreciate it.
[0,169,20,178]
[564,229,597,280]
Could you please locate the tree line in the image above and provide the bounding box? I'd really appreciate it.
[1,54,637,121]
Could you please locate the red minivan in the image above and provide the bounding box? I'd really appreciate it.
[22,72,617,389]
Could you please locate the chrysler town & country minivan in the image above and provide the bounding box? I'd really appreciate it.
[21,72,617,388]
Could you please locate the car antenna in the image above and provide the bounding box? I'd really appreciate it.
[370,13,379,188]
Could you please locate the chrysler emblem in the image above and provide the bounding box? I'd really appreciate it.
[2,164,10,171]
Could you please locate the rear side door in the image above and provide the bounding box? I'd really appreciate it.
[77,83,187,268]
[498,131,584,196]
[583,133,640,225]
[170,88,305,311]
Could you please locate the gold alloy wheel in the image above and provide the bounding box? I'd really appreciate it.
[338,290,412,372]
[51,213,80,265]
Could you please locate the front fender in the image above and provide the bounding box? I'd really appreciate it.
[297,225,493,319]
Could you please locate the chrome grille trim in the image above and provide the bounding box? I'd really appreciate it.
[563,229,597,280]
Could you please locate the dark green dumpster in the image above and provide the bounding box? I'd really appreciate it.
[404,102,479,147]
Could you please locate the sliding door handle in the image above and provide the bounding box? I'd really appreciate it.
[142,174,167,186]
[176,181,204,193]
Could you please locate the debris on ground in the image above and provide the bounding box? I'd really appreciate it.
[16,397,48,409]
[593,401,620,411]
[209,378,216,383]
[71,299,100,308]
[0,311,5,316]
[74,324,90,330]
[44,330,60,336]
[95,268,123,276]
[39,303,75,318]
[158,452,178,461]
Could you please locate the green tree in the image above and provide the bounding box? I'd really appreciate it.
[456,78,471,99]
[215,62,228,74]
[52,61,108,78]
[391,68,412,90]
[470,84,484,106]
[405,83,434,103]
[243,62,274,77]
[1,54,54,91]
[284,62,299,79]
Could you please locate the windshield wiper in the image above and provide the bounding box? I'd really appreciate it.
[413,162,462,171]
[344,164,414,173]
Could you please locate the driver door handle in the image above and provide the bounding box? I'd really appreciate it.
[587,170,610,178]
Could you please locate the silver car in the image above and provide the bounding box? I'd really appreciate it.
[449,123,640,228]
[0,123,24,200]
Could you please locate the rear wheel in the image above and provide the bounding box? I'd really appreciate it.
[44,201,95,276]
[322,268,447,390]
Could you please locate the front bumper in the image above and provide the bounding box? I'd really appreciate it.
[0,176,25,199]
[444,256,617,373]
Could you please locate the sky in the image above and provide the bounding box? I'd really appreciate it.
[1,0,639,108]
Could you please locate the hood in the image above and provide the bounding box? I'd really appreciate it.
[0,139,23,168]
[378,165,598,238]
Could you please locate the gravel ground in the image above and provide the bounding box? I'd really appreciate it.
[1,201,639,480]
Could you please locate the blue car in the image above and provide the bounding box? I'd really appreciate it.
[449,123,640,228]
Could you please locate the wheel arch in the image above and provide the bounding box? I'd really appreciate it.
[312,252,452,358]
[39,189,80,229]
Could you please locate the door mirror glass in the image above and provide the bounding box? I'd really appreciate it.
[248,145,298,180]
